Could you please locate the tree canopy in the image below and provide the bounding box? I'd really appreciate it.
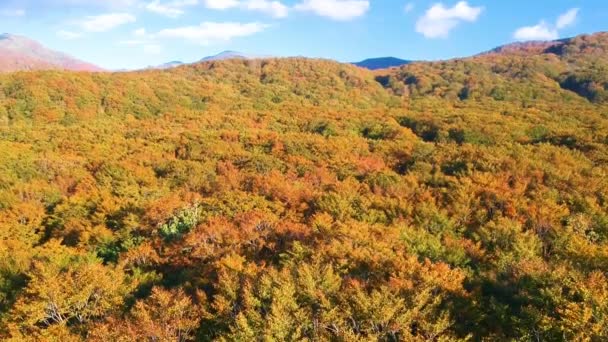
[0,33,608,341]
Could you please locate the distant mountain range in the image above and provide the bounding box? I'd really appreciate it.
[0,32,604,74]
[352,57,412,70]
[153,53,412,71]
[155,61,184,70]
[200,50,255,62]
[0,33,102,72]
[0,33,411,73]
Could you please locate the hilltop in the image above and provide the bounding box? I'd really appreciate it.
[353,56,412,70]
[0,33,102,72]
[379,32,608,103]
[151,51,262,70]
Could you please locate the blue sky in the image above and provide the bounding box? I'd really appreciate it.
[1,0,606,70]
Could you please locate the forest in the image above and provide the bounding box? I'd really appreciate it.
[0,32,607,341]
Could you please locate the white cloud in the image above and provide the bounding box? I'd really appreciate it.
[57,30,83,39]
[79,13,136,32]
[404,3,415,13]
[42,0,139,10]
[203,0,240,9]
[100,0,139,6]
[295,0,370,21]
[202,0,288,18]
[144,0,198,18]
[416,1,483,38]
[245,0,288,18]
[513,8,580,41]
[145,1,184,17]
[156,22,268,44]
[513,21,557,40]
[0,9,26,17]
[57,0,138,6]
[556,8,579,30]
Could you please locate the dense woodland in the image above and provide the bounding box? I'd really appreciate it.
[0,33,607,341]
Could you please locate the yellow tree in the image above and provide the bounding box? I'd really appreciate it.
[6,241,129,338]
[90,286,204,342]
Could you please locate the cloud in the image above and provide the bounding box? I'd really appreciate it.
[513,21,557,40]
[203,0,240,9]
[156,22,268,44]
[0,8,26,16]
[202,0,288,18]
[55,0,138,7]
[556,8,579,30]
[416,1,483,39]
[100,0,139,5]
[294,0,370,21]
[35,0,139,9]
[79,13,136,32]
[144,0,197,18]
[245,0,288,18]
[513,8,580,41]
[57,30,83,39]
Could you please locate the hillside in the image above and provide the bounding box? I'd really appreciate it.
[0,34,607,341]
[151,51,260,70]
[0,34,102,72]
[379,32,608,104]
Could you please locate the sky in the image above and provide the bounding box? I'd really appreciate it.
[1,0,607,70]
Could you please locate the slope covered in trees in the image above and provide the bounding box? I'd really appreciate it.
[0,33,607,341]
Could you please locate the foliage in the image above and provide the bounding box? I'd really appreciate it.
[0,33,607,340]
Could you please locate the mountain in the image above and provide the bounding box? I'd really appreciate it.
[353,57,411,70]
[481,40,563,56]
[151,51,258,70]
[200,50,254,62]
[1,32,608,341]
[481,32,608,57]
[156,61,184,69]
[0,33,102,72]
[381,32,608,103]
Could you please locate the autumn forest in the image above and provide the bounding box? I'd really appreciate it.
[0,32,608,341]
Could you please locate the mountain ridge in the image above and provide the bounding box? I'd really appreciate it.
[0,33,102,72]
[200,50,256,62]
[480,31,608,56]
[2,32,608,74]
[150,51,263,70]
